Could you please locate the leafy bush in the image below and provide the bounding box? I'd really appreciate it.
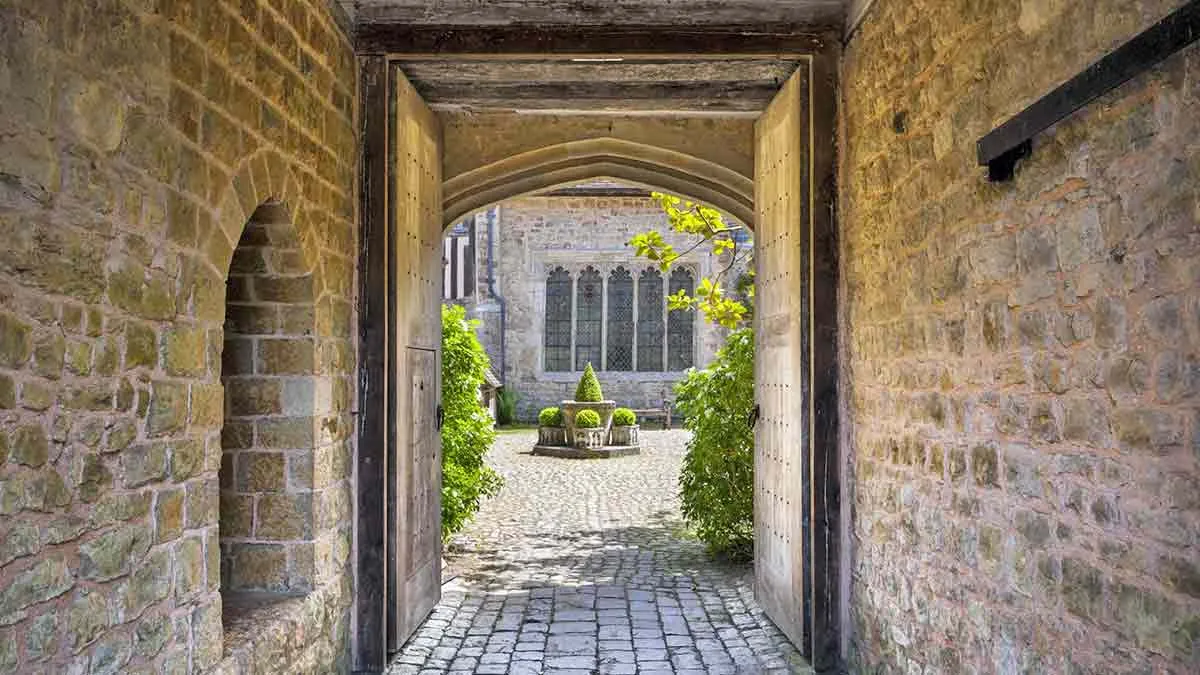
[574,363,604,402]
[538,407,563,427]
[496,388,519,425]
[612,408,636,427]
[676,327,755,560]
[441,304,503,538]
[574,409,602,428]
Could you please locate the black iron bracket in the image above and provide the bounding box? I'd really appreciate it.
[978,0,1200,182]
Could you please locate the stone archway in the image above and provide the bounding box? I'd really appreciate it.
[442,137,756,228]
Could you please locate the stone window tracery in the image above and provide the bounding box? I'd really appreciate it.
[606,267,634,371]
[637,268,665,372]
[542,264,693,373]
[575,266,603,370]
[668,268,695,371]
[544,267,573,371]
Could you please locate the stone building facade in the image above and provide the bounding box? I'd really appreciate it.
[445,187,750,421]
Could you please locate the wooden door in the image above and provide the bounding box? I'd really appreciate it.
[400,347,441,637]
[388,68,444,652]
[753,65,809,651]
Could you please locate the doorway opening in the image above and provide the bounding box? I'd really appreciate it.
[356,53,839,673]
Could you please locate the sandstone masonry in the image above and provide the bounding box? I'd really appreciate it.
[841,0,1199,672]
[0,0,357,672]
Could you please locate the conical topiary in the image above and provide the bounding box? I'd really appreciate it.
[574,363,604,402]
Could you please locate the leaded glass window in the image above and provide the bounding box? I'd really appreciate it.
[637,268,664,371]
[668,268,695,371]
[544,267,572,371]
[606,267,634,371]
[575,266,602,370]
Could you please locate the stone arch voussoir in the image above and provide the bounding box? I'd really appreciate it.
[442,137,755,229]
[208,150,323,299]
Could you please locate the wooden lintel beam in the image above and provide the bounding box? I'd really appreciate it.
[356,24,833,56]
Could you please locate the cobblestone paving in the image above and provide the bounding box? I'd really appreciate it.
[388,430,811,675]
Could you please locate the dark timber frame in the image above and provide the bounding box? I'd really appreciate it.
[354,38,843,674]
[978,0,1200,181]
[354,56,390,674]
[356,24,834,56]
[808,41,841,674]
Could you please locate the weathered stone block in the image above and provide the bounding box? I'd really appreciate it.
[162,325,207,376]
[237,451,287,491]
[24,611,57,662]
[154,487,184,543]
[227,543,288,591]
[255,276,313,303]
[133,612,169,659]
[10,423,49,467]
[91,629,132,675]
[258,337,315,375]
[1062,557,1103,620]
[117,547,170,622]
[174,534,205,602]
[256,417,313,449]
[0,523,39,567]
[1112,408,1185,452]
[67,588,109,652]
[32,332,64,379]
[971,443,999,488]
[1094,296,1127,348]
[122,442,167,487]
[226,378,282,416]
[186,478,219,529]
[79,524,150,581]
[218,493,254,538]
[0,374,14,409]
[192,599,223,670]
[146,381,188,437]
[221,419,254,450]
[226,303,278,335]
[168,438,204,482]
[78,453,113,502]
[0,557,74,620]
[256,493,312,540]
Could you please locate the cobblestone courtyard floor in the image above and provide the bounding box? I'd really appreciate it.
[388,429,810,675]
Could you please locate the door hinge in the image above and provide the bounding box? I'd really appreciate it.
[435,404,445,431]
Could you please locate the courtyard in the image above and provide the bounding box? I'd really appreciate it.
[389,430,809,675]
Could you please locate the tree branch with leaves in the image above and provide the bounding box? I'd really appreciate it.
[628,193,754,328]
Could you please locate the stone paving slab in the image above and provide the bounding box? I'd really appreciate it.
[388,430,811,675]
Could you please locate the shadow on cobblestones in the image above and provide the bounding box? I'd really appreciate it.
[389,430,810,675]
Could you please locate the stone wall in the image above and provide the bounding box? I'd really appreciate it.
[0,0,357,673]
[457,194,749,422]
[841,0,1199,672]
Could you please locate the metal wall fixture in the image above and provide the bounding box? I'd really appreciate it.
[978,0,1200,181]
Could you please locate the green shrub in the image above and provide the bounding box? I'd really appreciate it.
[496,388,519,425]
[574,363,604,402]
[441,304,503,538]
[538,407,563,427]
[574,409,602,428]
[676,327,754,560]
[612,408,636,427]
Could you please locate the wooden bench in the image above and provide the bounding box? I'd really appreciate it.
[630,403,673,430]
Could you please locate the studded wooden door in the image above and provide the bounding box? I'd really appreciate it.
[753,65,809,652]
[389,68,444,652]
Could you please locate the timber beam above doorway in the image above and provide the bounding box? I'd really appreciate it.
[355,24,835,57]
[353,26,836,115]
